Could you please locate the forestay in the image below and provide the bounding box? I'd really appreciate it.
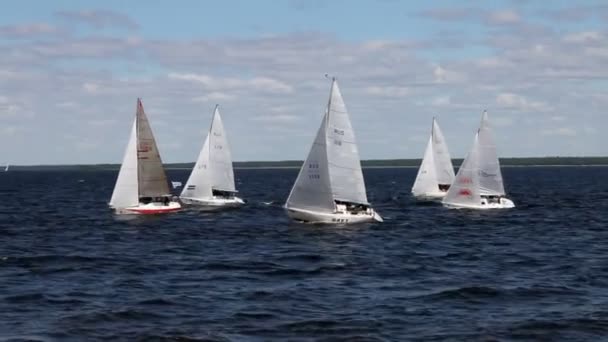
[209,106,236,192]
[285,112,335,212]
[135,99,171,198]
[110,118,139,208]
[325,80,369,205]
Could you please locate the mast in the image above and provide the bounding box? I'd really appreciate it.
[136,98,141,199]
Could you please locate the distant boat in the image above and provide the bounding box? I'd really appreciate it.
[442,111,515,209]
[412,118,455,200]
[4,164,8,172]
[284,77,382,223]
[180,105,244,208]
[109,98,181,215]
[171,181,182,189]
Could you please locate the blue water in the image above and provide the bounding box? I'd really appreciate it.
[1,167,608,341]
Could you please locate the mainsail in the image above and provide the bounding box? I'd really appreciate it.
[135,99,171,198]
[209,106,236,192]
[477,111,505,195]
[109,117,139,208]
[286,78,369,212]
[325,79,368,205]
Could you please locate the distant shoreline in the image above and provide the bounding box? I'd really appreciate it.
[6,157,608,171]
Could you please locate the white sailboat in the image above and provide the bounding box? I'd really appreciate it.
[284,77,382,224]
[109,98,181,214]
[412,118,455,200]
[442,111,515,209]
[4,164,8,172]
[180,105,244,208]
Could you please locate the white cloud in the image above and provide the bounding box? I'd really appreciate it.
[82,82,100,94]
[168,73,293,94]
[563,31,603,43]
[496,93,551,112]
[541,127,577,137]
[192,92,235,103]
[487,10,520,24]
[365,86,409,97]
[431,96,451,107]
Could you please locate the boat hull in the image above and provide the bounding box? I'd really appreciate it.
[113,201,182,215]
[180,196,245,208]
[443,197,515,210]
[285,206,383,224]
[412,191,447,201]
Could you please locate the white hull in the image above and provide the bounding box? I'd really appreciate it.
[412,191,447,201]
[443,197,515,210]
[285,206,383,224]
[112,201,182,215]
[180,196,244,208]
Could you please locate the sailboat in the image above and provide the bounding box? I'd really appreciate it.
[284,77,382,223]
[4,164,8,172]
[109,98,181,214]
[412,118,455,200]
[180,105,244,208]
[442,111,515,209]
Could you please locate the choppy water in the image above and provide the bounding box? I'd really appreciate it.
[1,167,608,341]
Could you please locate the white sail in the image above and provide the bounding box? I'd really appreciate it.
[181,135,213,199]
[432,119,455,185]
[4,164,8,172]
[285,111,335,213]
[411,134,438,196]
[325,79,368,205]
[209,106,236,192]
[110,118,139,208]
[443,134,481,207]
[477,111,505,195]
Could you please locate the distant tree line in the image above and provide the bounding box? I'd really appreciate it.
[9,157,608,171]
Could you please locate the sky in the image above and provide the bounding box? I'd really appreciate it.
[0,0,607,165]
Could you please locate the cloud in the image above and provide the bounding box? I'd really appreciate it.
[1,7,607,162]
[496,93,551,112]
[486,9,520,25]
[192,92,235,103]
[0,23,62,38]
[541,127,577,137]
[563,31,603,43]
[168,73,294,94]
[55,9,138,30]
[364,86,409,97]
